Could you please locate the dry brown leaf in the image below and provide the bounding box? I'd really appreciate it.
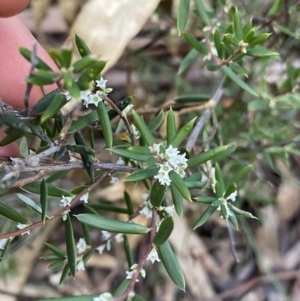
[66,0,161,72]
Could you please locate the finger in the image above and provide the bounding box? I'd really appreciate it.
[0,16,59,109]
[0,131,20,157]
[0,0,30,18]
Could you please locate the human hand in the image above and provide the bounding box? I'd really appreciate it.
[0,0,58,157]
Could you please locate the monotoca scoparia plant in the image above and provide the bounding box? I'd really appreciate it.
[1,0,294,299]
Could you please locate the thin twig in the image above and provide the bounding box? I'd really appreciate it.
[226,220,240,263]
[113,209,157,301]
[0,171,110,239]
[24,42,38,116]
[186,78,225,153]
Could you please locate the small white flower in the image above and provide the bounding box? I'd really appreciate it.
[102,231,111,251]
[93,293,113,301]
[126,271,139,282]
[60,195,73,207]
[96,244,106,254]
[0,239,8,249]
[63,91,73,101]
[149,143,161,155]
[83,92,103,108]
[211,167,216,193]
[163,205,175,215]
[109,176,119,185]
[80,193,89,204]
[154,172,171,186]
[95,77,107,90]
[115,234,124,243]
[141,192,149,201]
[139,202,153,218]
[76,257,85,271]
[17,223,30,235]
[76,238,89,253]
[147,248,160,264]
[116,157,125,165]
[130,124,140,139]
[61,210,69,221]
[122,104,134,115]
[164,145,179,160]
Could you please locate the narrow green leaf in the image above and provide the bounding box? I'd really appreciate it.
[229,164,252,186]
[242,19,253,37]
[230,62,248,77]
[19,137,29,158]
[45,243,66,258]
[228,203,258,219]
[175,94,210,103]
[132,110,156,146]
[158,241,185,290]
[224,183,237,200]
[228,212,239,229]
[187,145,228,167]
[113,279,130,297]
[220,203,231,220]
[64,214,77,277]
[194,0,210,25]
[123,235,134,268]
[97,101,113,148]
[214,28,224,59]
[0,202,29,224]
[76,214,149,234]
[193,205,218,229]
[244,29,255,43]
[59,264,70,285]
[177,0,190,34]
[40,179,48,223]
[19,47,52,71]
[0,113,31,133]
[212,143,236,162]
[125,166,159,182]
[153,216,174,246]
[169,171,191,201]
[268,0,284,15]
[22,181,72,197]
[183,32,208,55]
[233,9,243,40]
[170,117,196,148]
[28,123,51,143]
[197,196,218,203]
[61,48,73,68]
[72,55,97,73]
[170,184,183,217]
[148,110,164,133]
[221,65,257,96]
[67,145,95,156]
[40,93,68,124]
[124,191,134,215]
[167,108,176,145]
[0,129,24,146]
[248,33,271,47]
[32,90,58,114]
[28,74,56,86]
[68,111,98,134]
[247,46,278,57]
[178,49,198,75]
[111,148,152,162]
[16,193,43,215]
[150,180,167,207]
[75,34,92,57]
[48,260,65,271]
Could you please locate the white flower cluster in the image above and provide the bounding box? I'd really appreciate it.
[95,231,123,254]
[139,201,174,219]
[63,77,113,108]
[60,193,89,220]
[126,264,146,282]
[149,144,188,186]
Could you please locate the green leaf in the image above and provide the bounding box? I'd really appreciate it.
[244,29,256,43]
[158,241,185,290]
[28,74,56,86]
[40,179,48,223]
[214,163,225,198]
[150,180,167,207]
[59,264,70,285]
[45,243,66,258]
[132,110,156,146]
[187,145,229,167]
[214,28,224,59]
[61,48,73,68]
[63,73,81,100]
[16,193,43,215]
[48,260,65,271]
[153,216,174,246]
[22,181,72,197]
[40,93,68,124]
[227,203,258,219]
[64,214,77,277]
[178,49,198,75]
[0,202,29,224]
[97,102,112,149]
[170,117,196,148]
[123,235,134,268]
[248,33,271,46]
[221,65,257,96]
[169,171,191,201]
[111,148,152,162]
[0,129,24,146]
[220,203,231,220]
[194,0,210,25]
[193,205,218,229]
[243,19,253,37]
[45,170,68,184]
[230,62,248,77]
[212,143,236,162]
[75,34,92,57]
[19,47,52,71]
[76,214,149,234]
[72,55,97,73]
[197,196,218,203]
[124,166,159,182]
[68,111,98,133]
[113,279,130,297]
[170,184,183,217]
[177,0,190,34]
[183,32,208,55]
[229,212,239,229]
[148,110,164,133]
[175,93,210,103]
[268,0,284,15]
[229,164,252,186]
[66,145,95,156]
[32,90,59,114]
[247,46,278,57]
[233,9,243,40]
[28,123,51,144]
[224,183,237,200]
[167,108,176,145]
[0,113,31,133]
[19,137,29,158]
[124,191,134,215]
